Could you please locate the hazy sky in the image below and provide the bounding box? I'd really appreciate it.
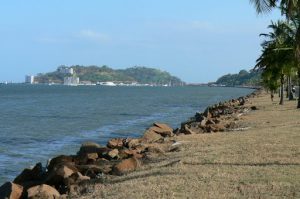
[0,1,281,83]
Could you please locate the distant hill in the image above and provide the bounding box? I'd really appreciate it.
[35,65,184,85]
[215,70,261,87]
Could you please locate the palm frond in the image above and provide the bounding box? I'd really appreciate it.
[250,0,278,13]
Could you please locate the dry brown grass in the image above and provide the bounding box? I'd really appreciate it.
[74,92,300,199]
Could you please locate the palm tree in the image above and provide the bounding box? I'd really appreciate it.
[255,47,280,101]
[256,40,286,104]
[250,0,300,108]
[250,0,299,14]
[255,20,296,104]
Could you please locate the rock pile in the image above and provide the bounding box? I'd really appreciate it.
[178,93,258,135]
[0,123,175,199]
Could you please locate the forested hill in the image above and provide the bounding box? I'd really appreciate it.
[215,70,261,87]
[35,65,184,85]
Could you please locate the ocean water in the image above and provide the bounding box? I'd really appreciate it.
[0,84,253,183]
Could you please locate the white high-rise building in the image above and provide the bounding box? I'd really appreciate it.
[25,75,34,84]
[64,77,79,86]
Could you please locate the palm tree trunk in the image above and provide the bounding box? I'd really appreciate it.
[279,74,284,105]
[285,75,291,98]
[296,26,300,108]
[271,90,274,101]
[278,87,281,98]
[288,76,294,100]
[298,68,300,108]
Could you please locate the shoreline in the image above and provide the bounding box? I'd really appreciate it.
[0,86,253,184]
[74,89,299,199]
[0,88,263,198]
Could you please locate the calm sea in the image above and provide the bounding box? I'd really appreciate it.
[0,84,253,183]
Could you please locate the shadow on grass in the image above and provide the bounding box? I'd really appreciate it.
[182,161,300,167]
[93,171,180,185]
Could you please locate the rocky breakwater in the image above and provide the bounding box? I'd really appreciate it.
[0,89,260,199]
[0,123,176,199]
[177,91,259,135]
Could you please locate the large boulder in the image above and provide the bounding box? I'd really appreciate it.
[182,124,197,135]
[142,129,163,143]
[119,149,144,159]
[76,152,99,165]
[152,123,174,137]
[112,157,141,176]
[45,165,77,188]
[26,184,60,199]
[65,172,90,185]
[148,127,173,137]
[77,142,102,155]
[188,122,205,134]
[0,182,23,199]
[81,141,101,148]
[127,138,142,149]
[47,155,75,172]
[77,164,112,177]
[85,153,98,161]
[108,149,119,159]
[13,163,44,185]
[107,138,124,149]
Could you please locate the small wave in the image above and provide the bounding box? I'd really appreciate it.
[79,110,178,144]
[27,115,86,120]
[118,113,151,117]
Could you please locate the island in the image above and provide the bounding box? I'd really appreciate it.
[33,65,185,86]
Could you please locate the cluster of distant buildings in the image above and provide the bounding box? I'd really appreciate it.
[23,66,181,87]
[25,66,79,86]
[63,77,80,86]
[95,82,173,87]
[25,75,35,84]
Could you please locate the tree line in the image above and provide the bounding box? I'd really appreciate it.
[215,70,261,87]
[250,0,300,108]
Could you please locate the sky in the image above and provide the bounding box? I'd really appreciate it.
[0,0,282,83]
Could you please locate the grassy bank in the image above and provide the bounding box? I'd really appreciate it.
[74,92,300,199]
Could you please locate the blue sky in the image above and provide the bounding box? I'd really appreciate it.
[0,0,281,83]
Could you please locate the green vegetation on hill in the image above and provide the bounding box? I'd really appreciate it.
[35,65,184,85]
[119,67,181,84]
[215,70,261,87]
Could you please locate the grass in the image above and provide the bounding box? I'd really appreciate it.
[73,92,300,199]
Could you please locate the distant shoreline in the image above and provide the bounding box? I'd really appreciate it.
[1,82,260,90]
